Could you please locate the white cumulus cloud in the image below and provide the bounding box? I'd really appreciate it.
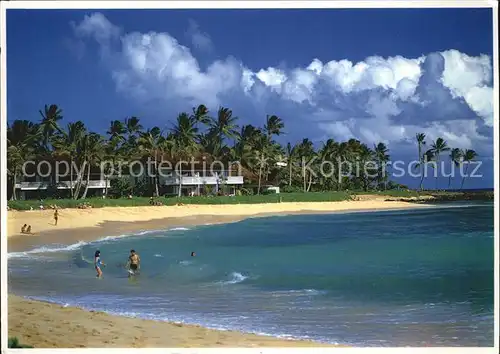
[73,12,494,157]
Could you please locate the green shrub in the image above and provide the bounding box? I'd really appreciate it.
[261,189,277,195]
[280,185,303,193]
[109,177,133,198]
[239,187,254,196]
[8,337,33,348]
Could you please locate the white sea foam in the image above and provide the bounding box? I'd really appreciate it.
[430,203,489,209]
[96,234,131,243]
[270,289,327,297]
[97,229,161,242]
[7,241,89,259]
[219,272,248,285]
[7,228,168,260]
[136,230,162,236]
[8,224,196,260]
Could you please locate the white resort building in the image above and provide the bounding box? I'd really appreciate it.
[14,168,244,199]
[156,169,244,196]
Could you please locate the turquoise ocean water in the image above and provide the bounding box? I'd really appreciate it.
[8,203,494,346]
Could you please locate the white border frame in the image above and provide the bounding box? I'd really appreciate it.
[1,1,498,354]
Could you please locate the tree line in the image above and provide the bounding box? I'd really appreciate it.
[7,104,477,200]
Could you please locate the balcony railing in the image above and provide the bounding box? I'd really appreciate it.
[15,180,110,190]
[160,176,244,186]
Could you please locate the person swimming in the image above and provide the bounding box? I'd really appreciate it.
[191,251,196,257]
[94,250,105,278]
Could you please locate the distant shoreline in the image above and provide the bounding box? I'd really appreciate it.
[7,197,432,250]
[383,190,493,204]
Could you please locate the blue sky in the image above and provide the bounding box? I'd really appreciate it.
[6,8,495,189]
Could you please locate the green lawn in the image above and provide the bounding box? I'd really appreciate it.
[11,189,492,211]
[6,190,432,211]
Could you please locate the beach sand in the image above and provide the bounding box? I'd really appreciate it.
[8,295,336,348]
[7,197,428,347]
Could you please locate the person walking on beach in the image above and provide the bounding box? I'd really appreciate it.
[53,209,59,226]
[127,249,140,276]
[94,250,105,278]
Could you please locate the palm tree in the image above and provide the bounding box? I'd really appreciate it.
[209,107,239,146]
[102,138,120,197]
[7,144,25,200]
[297,139,315,192]
[172,113,199,196]
[102,120,132,196]
[7,120,40,148]
[191,104,211,126]
[416,133,426,190]
[172,113,199,147]
[52,121,87,198]
[448,148,463,189]
[229,124,259,180]
[373,142,390,190]
[78,133,105,199]
[460,149,478,190]
[39,104,64,151]
[264,115,284,140]
[124,116,143,151]
[7,120,40,200]
[107,120,126,142]
[336,142,350,191]
[138,127,167,197]
[318,139,337,190]
[430,138,450,190]
[357,144,376,191]
[252,133,270,195]
[286,142,297,186]
[419,149,435,190]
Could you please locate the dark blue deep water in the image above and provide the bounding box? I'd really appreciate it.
[8,203,494,346]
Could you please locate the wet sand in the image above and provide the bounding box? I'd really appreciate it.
[8,295,336,348]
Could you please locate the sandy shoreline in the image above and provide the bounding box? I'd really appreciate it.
[8,198,429,251]
[8,295,337,348]
[8,198,429,347]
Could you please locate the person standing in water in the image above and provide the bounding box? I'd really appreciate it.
[94,250,105,278]
[54,209,59,226]
[127,249,141,275]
